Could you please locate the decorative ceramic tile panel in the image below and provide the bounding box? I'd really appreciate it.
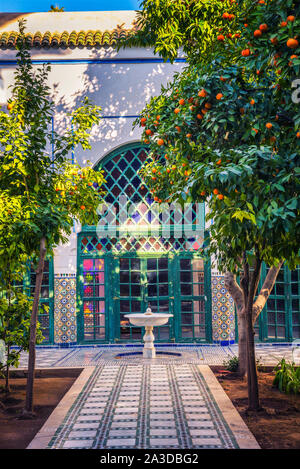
[54,276,77,344]
[48,364,239,449]
[211,275,235,345]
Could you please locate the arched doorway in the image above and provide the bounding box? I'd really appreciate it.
[77,142,211,343]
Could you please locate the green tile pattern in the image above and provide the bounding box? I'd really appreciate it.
[48,364,239,449]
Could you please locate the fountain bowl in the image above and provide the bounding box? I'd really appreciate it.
[124,313,173,327]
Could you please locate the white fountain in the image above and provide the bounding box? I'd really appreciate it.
[125,307,173,358]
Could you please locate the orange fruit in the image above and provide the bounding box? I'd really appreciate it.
[281,21,287,27]
[196,113,203,119]
[80,205,86,210]
[174,108,180,114]
[179,98,185,105]
[213,189,219,195]
[254,29,262,38]
[287,16,295,22]
[200,191,206,196]
[250,98,255,105]
[141,117,147,123]
[175,126,181,132]
[157,138,164,146]
[259,24,268,32]
[287,38,299,49]
[156,115,160,120]
[297,132,300,138]
[217,194,224,200]
[241,48,251,56]
[145,129,152,135]
[7,102,13,110]
[216,93,223,100]
[216,159,222,165]
[217,34,225,41]
[270,37,278,45]
[205,102,212,109]
[152,168,157,173]
[198,89,208,98]
[186,133,192,138]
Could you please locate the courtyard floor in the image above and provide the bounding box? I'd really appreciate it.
[18,344,298,450]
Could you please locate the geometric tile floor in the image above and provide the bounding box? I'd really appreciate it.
[15,343,300,369]
[47,364,240,449]
[22,343,299,450]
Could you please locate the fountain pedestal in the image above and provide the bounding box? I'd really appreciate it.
[143,326,156,358]
[124,310,173,358]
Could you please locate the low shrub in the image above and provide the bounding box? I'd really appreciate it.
[273,358,300,395]
[223,355,239,372]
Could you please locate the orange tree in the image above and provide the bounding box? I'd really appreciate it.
[125,0,300,410]
[0,21,105,416]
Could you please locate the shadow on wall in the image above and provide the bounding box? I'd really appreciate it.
[50,48,184,166]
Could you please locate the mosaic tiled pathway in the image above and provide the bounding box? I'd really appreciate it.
[27,362,260,450]
[25,343,300,450]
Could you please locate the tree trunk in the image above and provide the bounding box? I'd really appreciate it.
[5,345,10,394]
[245,253,262,411]
[245,306,260,410]
[224,272,246,377]
[237,308,247,377]
[23,237,46,417]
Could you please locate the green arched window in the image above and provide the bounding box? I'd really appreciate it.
[77,143,211,344]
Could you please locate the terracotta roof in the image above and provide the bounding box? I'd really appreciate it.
[0,28,135,49]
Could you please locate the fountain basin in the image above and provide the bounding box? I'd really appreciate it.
[124,313,173,327]
[125,313,173,359]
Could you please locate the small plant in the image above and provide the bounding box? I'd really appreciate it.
[223,355,239,372]
[273,358,300,395]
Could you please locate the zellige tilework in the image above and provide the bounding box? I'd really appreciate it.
[48,364,239,449]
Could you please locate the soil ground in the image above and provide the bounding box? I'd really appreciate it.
[211,366,300,449]
[0,368,81,449]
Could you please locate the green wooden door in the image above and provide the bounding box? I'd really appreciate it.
[78,251,211,344]
[115,255,174,342]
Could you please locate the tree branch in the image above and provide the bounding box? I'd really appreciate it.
[252,261,284,323]
[224,271,244,312]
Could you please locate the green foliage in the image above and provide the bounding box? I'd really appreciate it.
[49,5,64,12]
[0,19,106,256]
[0,283,43,389]
[132,0,300,274]
[273,358,300,394]
[0,20,106,394]
[223,355,239,372]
